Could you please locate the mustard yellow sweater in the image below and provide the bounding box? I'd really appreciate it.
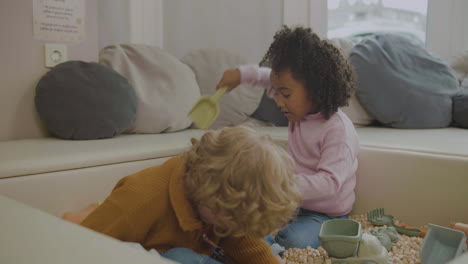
[81,156,277,264]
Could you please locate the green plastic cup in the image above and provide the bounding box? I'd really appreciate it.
[319,219,362,258]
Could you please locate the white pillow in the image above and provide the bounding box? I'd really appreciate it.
[180,49,263,129]
[99,44,200,133]
[329,38,375,127]
[328,37,354,58]
[451,50,468,88]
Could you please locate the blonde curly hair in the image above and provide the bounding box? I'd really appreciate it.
[183,125,301,237]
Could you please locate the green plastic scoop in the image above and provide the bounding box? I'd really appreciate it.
[188,86,228,130]
[367,208,422,237]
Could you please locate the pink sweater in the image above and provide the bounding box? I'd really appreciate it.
[240,65,359,216]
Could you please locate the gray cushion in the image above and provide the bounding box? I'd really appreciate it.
[250,90,288,126]
[453,88,468,128]
[349,34,461,128]
[35,61,137,140]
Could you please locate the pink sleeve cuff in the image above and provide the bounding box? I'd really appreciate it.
[238,64,273,94]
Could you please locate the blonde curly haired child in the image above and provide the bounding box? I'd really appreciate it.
[77,125,301,264]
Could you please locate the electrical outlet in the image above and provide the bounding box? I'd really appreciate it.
[44,43,68,67]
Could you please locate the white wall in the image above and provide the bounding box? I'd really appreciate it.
[97,0,131,50]
[98,0,163,50]
[98,0,281,62]
[426,0,468,62]
[0,0,98,141]
[283,0,327,38]
[162,0,283,62]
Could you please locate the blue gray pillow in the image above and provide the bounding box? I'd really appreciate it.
[250,89,289,126]
[349,33,461,128]
[453,88,468,128]
[35,61,136,140]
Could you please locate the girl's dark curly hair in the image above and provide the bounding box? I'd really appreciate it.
[260,25,356,120]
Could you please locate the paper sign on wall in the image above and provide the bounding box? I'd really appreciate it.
[33,0,85,42]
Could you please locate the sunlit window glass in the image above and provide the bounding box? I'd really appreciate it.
[327,0,428,45]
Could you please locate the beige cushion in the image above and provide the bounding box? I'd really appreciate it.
[0,129,205,179]
[329,38,374,127]
[340,97,375,127]
[2,127,468,226]
[181,49,263,129]
[253,126,468,226]
[100,44,200,133]
[253,126,468,158]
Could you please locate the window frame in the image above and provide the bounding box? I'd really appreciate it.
[283,0,468,61]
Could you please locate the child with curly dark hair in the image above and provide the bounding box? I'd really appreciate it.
[217,25,360,253]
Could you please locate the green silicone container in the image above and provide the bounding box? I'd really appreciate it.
[319,219,362,258]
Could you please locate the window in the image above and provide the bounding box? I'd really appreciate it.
[327,0,428,46]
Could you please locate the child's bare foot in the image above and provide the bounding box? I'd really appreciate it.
[63,202,99,224]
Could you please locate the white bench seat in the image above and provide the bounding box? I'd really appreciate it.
[0,126,467,226]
